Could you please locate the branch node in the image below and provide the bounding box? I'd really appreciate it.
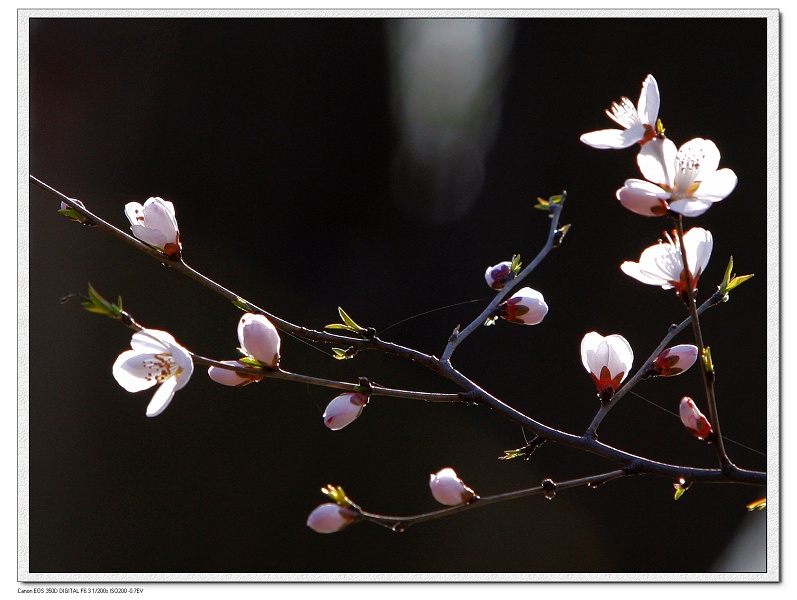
[541,478,557,500]
[457,390,482,405]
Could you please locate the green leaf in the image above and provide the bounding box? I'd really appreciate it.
[325,323,356,331]
[238,356,264,368]
[57,208,85,222]
[82,283,124,319]
[331,347,353,360]
[231,298,251,312]
[510,254,523,273]
[726,274,754,292]
[337,307,364,333]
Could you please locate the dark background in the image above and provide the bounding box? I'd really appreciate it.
[27,16,768,575]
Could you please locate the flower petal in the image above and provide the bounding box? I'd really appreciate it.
[580,126,644,149]
[668,198,713,217]
[130,329,175,354]
[683,227,713,279]
[112,350,160,392]
[637,74,659,126]
[637,137,676,186]
[677,138,720,180]
[146,376,178,417]
[616,180,670,216]
[604,334,633,379]
[695,168,738,202]
[620,261,670,287]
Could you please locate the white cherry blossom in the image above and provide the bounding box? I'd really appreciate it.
[112,329,194,417]
[580,74,660,149]
[621,227,713,294]
[124,197,181,258]
[616,138,737,217]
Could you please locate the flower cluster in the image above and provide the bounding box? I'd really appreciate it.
[582,75,736,218]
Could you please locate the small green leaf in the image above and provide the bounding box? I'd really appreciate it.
[337,307,364,333]
[238,356,265,368]
[82,283,124,318]
[510,254,523,274]
[331,347,354,360]
[726,274,754,292]
[673,478,691,500]
[701,347,714,373]
[231,298,251,312]
[325,323,356,331]
[57,208,85,222]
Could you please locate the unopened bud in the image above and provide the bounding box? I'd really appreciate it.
[323,392,368,431]
[679,397,712,440]
[485,261,513,290]
[124,197,181,259]
[429,467,476,506]
[237,313,281,368]
[499,287,548,325]
[306,503,359,534]
[651,345,698,377]
[207,361,263,387]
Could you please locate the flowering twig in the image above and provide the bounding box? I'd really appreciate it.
[674,215,732,470]
[440,194,566,362]
[356,469,629,532]
[584,292,720,439]
[34,177,765,490]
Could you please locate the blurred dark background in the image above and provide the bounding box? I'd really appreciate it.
[27,16,768,575]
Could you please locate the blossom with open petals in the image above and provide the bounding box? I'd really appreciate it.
[580,332,633,400]
[621,227,713,295]
[679,397,712,440]
[323,393,368,430]
[429,468,477,506]
[238,313,281,368]
[499,287,548,325]
[580,74,660,149]
[124,197,181,258]
[616,137,737,217]
[112,329,194,417]
[306,503,360,534]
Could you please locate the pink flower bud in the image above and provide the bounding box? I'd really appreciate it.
[207,361,263,387]
[580,332,634,400]
[237,313,281,368]
[124,197,181,259]
[306,503,359,534]
[429,468,476,506]
[499,287,548,325]
[679,397,712,440]
[485,261,513,290]
[651,344,698,377]
[323,393,367,430]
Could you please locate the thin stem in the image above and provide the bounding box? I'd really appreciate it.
[674,216,731,469]
[192,354,463,403]
[440,195,565,362]
[358,470,629,531]
[584,293,719,438]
